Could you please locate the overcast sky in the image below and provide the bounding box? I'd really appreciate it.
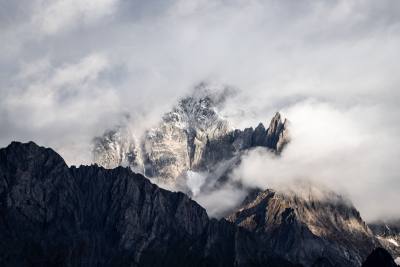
[1,0,400,221]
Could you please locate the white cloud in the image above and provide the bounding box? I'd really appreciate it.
[231,100,400,221]
[32,0,119,34]
[186,171,206,196]
[194,182,247,218]
[1,54,121,165]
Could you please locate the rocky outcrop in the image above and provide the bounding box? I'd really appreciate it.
[141,87,232,181]
[0,141,298,267]
[93,85,290,191]
[266,112,290,152]
[226,188,379,267]
[361,248,398,267]
[249,112,289,152]
[369,220,400,263]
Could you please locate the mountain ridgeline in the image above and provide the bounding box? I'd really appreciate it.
[1,86,399,266]
[1,142,397,267]
[0,141,297,267]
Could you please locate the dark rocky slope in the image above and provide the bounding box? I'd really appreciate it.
[0,141,297,267]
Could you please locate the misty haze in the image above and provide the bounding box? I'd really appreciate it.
[1,1,400,266]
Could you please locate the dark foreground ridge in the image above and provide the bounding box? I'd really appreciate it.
[0,141,298,267]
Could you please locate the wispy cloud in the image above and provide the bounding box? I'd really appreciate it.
[230,100,400,221]
[1,54,121,164]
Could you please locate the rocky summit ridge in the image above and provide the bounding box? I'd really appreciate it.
[89,85,400,266]
[93,85,289,193]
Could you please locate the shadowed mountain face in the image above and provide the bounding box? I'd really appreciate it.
[0,142,298,267]
[92,85,289,192]
[226,189,380,267]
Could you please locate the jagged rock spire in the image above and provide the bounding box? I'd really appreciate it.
[266,112,290,152]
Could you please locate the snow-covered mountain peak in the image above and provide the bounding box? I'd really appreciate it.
[161,83,234,135]
[93,84,289,191]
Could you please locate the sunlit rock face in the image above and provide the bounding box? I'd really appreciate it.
[92,84,289,191]
[142,84,232,181]
[226,188,379,267]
